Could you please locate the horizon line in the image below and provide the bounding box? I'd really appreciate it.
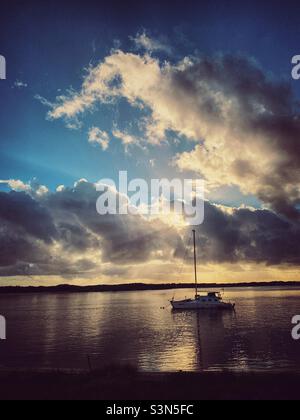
[0,280,299,294]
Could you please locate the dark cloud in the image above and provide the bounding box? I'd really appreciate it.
[0,181,182,277]
[0,182,299,279]
[170,55,300,220]
[45,180,181,265]
[0,191,57,243]
[193,202,300,266]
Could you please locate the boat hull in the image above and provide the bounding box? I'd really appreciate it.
[171,300,235,311]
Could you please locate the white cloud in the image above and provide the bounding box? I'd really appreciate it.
[14,80,28,89]
[130,31,172,54]
[88,127,110,151]
[35,94,54,108]
[35,185,49,196]
[112,128,140,150]
[0,179,49,197]
[56,185,66,192]
[0,179,31,192]
[42,46,300,218]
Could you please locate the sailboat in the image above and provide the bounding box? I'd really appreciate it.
[171,230,235,311]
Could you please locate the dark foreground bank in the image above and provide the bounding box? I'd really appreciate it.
[0,367,299,400]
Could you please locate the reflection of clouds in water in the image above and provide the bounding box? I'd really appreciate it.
[1,288,300,372]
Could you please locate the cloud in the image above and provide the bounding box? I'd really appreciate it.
[35,94,54,108]
[43,48,300,219]
[46,179,180,265]
[0,191,57,243]
[0,180,300,280]
[0,179,49,196]
[13,80,28,89]
[0,179,183,277]
[0,179,31,192]
[88,127,110,150]
[112,128,140,150]
[191,202,300,266]
[130,31,172,54]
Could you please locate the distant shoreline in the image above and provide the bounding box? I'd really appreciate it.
[0,281,299,294]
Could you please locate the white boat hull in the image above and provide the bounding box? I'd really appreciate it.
[171,299,235,311]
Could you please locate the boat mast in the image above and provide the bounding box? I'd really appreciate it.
[193,229,198,298]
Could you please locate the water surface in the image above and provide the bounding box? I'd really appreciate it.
[0,287,300,372]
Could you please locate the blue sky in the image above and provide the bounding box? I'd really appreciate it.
[1,0,300,285]
[1,0,300,198]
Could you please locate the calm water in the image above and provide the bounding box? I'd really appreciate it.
[0,287,300,372]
